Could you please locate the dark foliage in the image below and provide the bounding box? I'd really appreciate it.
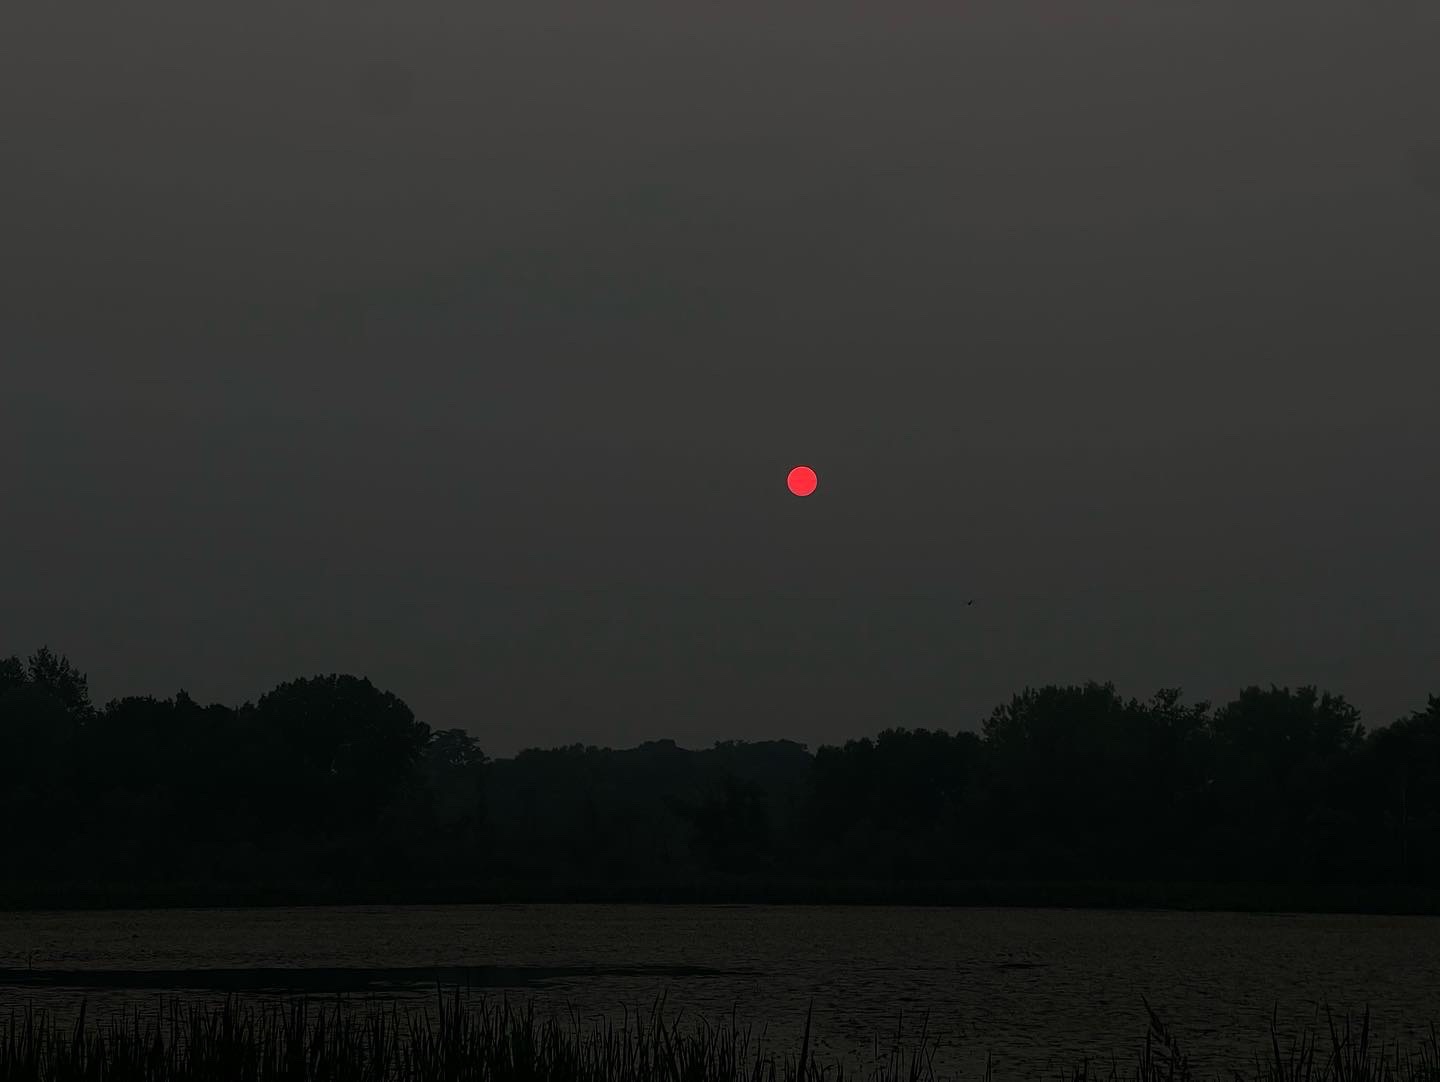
[0,992,1436,1082]
[2,646,1439,900]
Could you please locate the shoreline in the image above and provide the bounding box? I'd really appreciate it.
[5,878,1440,915]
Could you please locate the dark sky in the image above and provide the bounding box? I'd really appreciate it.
[3,0,1438,755]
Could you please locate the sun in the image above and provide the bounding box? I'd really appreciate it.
[786,465,818,497]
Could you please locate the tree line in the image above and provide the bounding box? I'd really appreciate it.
[2,646,1438,898]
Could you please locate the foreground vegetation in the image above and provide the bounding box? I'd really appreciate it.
[1,992,1437,1082]
[5,645,1440,905]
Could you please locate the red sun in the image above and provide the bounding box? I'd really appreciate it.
[786,465,818,496]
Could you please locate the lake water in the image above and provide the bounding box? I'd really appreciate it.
[2,905,1438,1079]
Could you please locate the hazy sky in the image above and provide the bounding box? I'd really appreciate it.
[3,0,1438,755]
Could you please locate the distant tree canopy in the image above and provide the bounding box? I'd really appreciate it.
[2,646,1439,896]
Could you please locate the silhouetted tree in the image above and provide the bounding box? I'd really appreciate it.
[0,651,85,872]
[1208,685,1365,880]
[26,646,91,717]
[684,775,771,873]
[422,729,489,840]
[248,675,430,843]
[983,682,1149,876]
[809,728,983,878]
[0,656,25,694]
[3,644,1440,901]
[1368,696,1440,884]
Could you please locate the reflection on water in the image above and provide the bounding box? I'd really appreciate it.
[1,905,1437,1079]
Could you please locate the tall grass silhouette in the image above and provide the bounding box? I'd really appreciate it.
[1,990,1437,1082]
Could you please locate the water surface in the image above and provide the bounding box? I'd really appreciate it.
[2,905,1437,1078]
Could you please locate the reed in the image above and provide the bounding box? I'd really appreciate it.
[1,990,1436,1082]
